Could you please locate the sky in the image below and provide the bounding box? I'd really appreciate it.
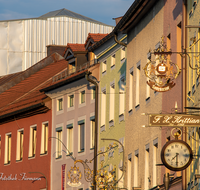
[0,0,134,26]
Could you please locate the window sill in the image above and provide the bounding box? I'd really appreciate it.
[102,70,107,76]
[135,104,140,109]
[66,152,73,156]
[4,162,11,166]
[90,147,94,150]
[109,119,114,127]
[128,109,133,116]
[111,64,115,70]
[78,150,85,153]
[56,156,62,159]
[100,125,105,132]
[28,155,35,159]
[119,114,124,122]
[40,152,48,156]
[16,159,23,163]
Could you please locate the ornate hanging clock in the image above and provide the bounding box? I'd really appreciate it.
[161,140,193,171]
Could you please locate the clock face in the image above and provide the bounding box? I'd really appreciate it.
[161,140,193,171]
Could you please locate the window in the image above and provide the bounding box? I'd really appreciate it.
[145,144,150,190]
[136,62,140,107]
[109,82,115,122]
[121,47,126,62]
[68,94,74,107]
[4,133,11,164]
[41,123,48,155]
[129,68,133,112]
[102,60,107,73]
[153,139,158,187]
[16,130,24,161]
[146,53,151,100]
[29,126,37,158]
[134,150,139,187]
[127,154,132,190]
[80,90,85,104]
[90,117,95,149]
[92,87,96,100]
[78,121,85,152]
[101,88,106,127]
[56,127,62,159]
[119,75,125,117]
[57,98,63,111]
[111,54,115,68]
[67,124,73,154]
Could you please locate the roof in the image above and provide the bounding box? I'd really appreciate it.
[63,43,86,57]
[84,33,108,47]
[113,0,157,33]
[89,0,156,51]
[0,52,64,93]
[39,8,108,25]
[0,58,68,120]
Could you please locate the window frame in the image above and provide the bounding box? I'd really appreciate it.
[16,129,24,161]
[40,122,48,155]
[4,133,11,165]
[29,125,37,158]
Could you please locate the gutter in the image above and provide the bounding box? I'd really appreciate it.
[85,71,98,190]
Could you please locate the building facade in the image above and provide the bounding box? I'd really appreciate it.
[90,31,127,188]
[186,0,200,189]
[0,55,69,190]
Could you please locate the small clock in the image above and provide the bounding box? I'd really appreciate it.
[161,140,193,171]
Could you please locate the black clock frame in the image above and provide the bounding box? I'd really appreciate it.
[161,139,193,171]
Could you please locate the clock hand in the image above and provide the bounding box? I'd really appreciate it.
[176,153,179,166]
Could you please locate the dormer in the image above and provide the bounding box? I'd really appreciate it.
[63,44,87,74]
[85,33,108,61]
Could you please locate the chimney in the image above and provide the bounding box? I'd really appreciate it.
[113,16,123,25]
[46,45,67,57]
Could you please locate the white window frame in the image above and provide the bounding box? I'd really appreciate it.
[101,87,106,127]
[68,94,74,108]
[119,75,125,116]
[90,118,95,149]
[129,68,133,112]
[145,144,150,190]
[4,133,11,164]
[136,62,140,107]
[16,129,24,161]
[56,127,62,159]
[66,123,73,155]
[121,46,126,61]
[111,54,115,68]
[109,82,115,122]
[102,60,107,73]
[56,96,64,114]
[134,150,139,187]
[40,122,48,155]
[80,90,85,104]
[29,125,37,158]
[127,155,132,190]
[78,121,85,153]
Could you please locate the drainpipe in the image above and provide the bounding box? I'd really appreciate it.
[114,33,127,47]
[182,0,187,189]
[85,71,98,190]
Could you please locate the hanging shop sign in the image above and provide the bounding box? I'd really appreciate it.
[0,172,41,181]
[143,37,181,92]
[149,114,200,127]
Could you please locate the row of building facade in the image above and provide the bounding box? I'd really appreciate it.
[0,0,200,190]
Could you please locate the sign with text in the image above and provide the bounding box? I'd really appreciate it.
[62,164,66,190]
[149,114,200,127]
